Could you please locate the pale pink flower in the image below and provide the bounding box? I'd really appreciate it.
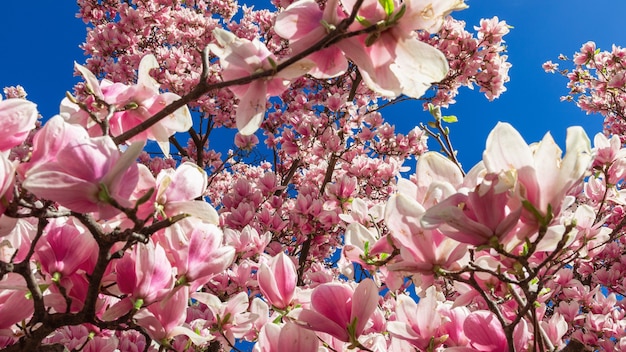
[254,322,319,352]
[334,0,465,98]
[22,137,143,219]
[135,286,208,346]
[258,252,297,309]
[293,278,379,342]
[274,0,348,78]
[482,122,592,220]
[35,218,98,278]
[192,291,258,345]
[463,310,507,351]
[542,60,559,73]
[65,55,192,156]
[154,162,218,223]
[209,28,312,135]
[0,98,38,152]
[17,115,89,180]
[103,240,174,321]
[0,274,34,334]
[387,287,446,349]
[420,172,523,246]
[160,220,235,291]
[0,154,15,216]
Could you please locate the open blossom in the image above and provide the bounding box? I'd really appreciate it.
[274,0,348,78]
[209,28,312,135]
[293,278,379,342]
[0,98,38,152]
[62,55,192,156]
[22,136,143,219]
[276,0,464,98]
[482,122,592,220]
[0,154,15,216]
[254,322,319,352]
[421,172,523,247]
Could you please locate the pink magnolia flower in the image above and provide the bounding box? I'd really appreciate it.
[293,278,379,342]
[258,252,297,309]
[334,0,465,98]
[35,218,98,278]
[153,162,218,223]
[0,98,38,152]
[274,0,348,78]
[0,274,34,335]
[209,28,312,135]
[0,154,15,216]
[254,322,319,352]
[192,291,258,346]
[63,55,192,156]
[387,287,446,350]
[482,122,592,220]
[160,220,235,291]
[463,310,507,351]
[420,172,523,247]
[135,286,208,346]
[17,115,89,180]
[115,241,174,305]
[22,136,143,219]
[103,240,174,321]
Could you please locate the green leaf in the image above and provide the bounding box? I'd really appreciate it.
[378,0,394,17]
[441,115,458,123]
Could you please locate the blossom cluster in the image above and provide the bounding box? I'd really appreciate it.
[548,42,626,142]
[0,0,623,351]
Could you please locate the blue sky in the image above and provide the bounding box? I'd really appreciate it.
[1,1,624,169]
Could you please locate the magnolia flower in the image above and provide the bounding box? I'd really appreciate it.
[62,55,192,156]
[22,136,143,219]
[209,28,312,135]
[254,322,319,352]
[292,278,379,342]
[258,252,298,309]
[274,0,348,78]
[483,122,592,220]
[0,98,37,152]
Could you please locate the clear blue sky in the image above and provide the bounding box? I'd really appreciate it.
[1,1,624,169]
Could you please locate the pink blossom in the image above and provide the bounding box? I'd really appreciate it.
[0,274,34,334]
[22,137,143,219]
[274,0,348,78]
[103,240,174,320]
[254,322,319,352]
[135,286,208,346]
[160,220,235,291]
[35,218,98,278]
[0,154,15,216]
[258,252,297,309]
[482,122,591,220]
[463,310,507,351]
[293,278,379,342]
[65,55,192,156]
[332,0,465,97]
[0,98,38,152]
[209,28,312,135]
[421,172,523,247]
[17,115,89,180]
[387,287,446,349]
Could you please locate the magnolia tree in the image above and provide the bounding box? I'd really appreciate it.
[0,0,625,351]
